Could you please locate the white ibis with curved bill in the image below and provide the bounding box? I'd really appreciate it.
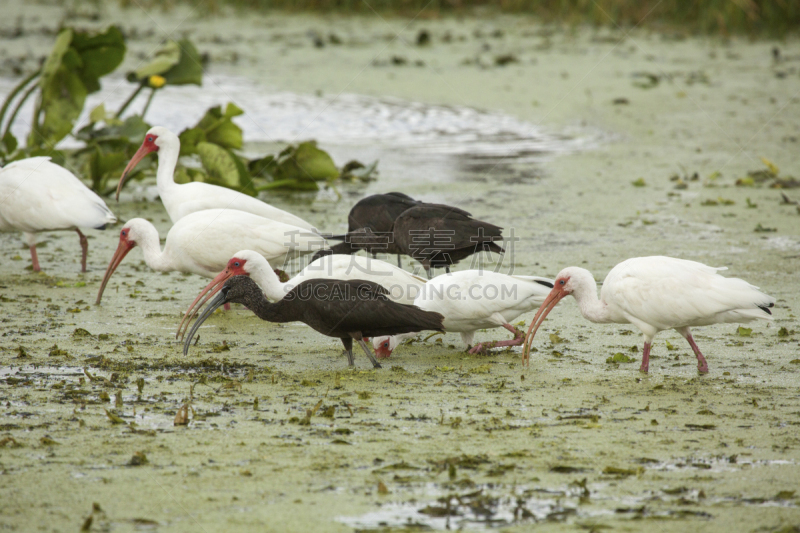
[117,126,318,231]
[95,209,326,304]
[521,256,776,374]
[183,275,444,368]
[373,270,554,357]
[0,157,116,272]
[177,250,427,339]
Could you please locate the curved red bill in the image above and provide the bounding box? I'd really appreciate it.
[96,238,136,305]
[116,142,155,202]
[521,286,569,366]
[176,268,235,340]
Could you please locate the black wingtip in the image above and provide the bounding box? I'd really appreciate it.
[758,303,774,315]
[95,224,107,230]
[536,280,554,289]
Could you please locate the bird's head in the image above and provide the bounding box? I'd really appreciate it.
[520,267,592,366]
[183,276,259,356]
[176,251,272,341]
[96,219,157,305]
[373,336,399,358]
[117,126,178,201]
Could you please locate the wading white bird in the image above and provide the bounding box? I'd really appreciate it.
[117,126,318,231]
[373,270,555,357]
[176,250,427,339]
[96,209,325,304]
[0,157,116,272]
[522,256,776,374]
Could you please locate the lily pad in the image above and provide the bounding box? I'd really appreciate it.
[196,142,254,196]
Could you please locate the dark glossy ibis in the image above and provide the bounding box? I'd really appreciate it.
[392,204,504,279]
[319,192,420,265]
[183,275,444,368]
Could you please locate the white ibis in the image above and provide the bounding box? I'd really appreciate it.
[95,209,325,304]
[117,126,318,231]
[183,275,444,368]
[0,157,116,272]
[521,256,776,374]
[392,204,504,279]
[373,270,554,357]
[177,250,427,339]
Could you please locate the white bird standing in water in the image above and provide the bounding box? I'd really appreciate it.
[522,256,776,374]
[372,270,555,358]
[0,157,116,272]
[116,126,318,231]
[95,209,325,305]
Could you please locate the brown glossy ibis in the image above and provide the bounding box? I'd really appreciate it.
[321,192,420,265]
[183,275,444,368]
[392,204,504,279]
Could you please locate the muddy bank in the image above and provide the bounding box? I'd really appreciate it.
[1,1,799,532]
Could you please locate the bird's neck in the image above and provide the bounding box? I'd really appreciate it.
[251,265,289,302]
[155,144,180,194]
[243,292,291,323]
[138,227,171,272]
[572,280,611,323]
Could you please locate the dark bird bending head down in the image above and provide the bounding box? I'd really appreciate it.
[183,275,444,368]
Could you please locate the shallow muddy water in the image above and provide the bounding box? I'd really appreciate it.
[1,1,800,532]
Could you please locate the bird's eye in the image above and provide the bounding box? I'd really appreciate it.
[121,231,127,237]
[559,280,565,285]
[382,342,389,348]
[234,262,240,267]
[147,136,154,142]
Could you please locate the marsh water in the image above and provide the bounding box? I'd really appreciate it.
[1,1,800,532]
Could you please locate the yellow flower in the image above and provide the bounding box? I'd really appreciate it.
[148,75,166,89]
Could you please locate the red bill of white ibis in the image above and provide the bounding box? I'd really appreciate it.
[0,157,116,272]
[373,270,554,358]
[116,126,318,231]
[521,256,776,374]
[95,209,325,304]
[176,250,427,339]
[392,204,504,279]
[182,275,444,368]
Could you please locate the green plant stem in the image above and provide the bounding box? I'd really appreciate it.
[140,87,157,120]
[115,83,146,119]
[0,69,40,134]
[2,82,40,147]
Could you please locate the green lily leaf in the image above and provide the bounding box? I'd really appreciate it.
[277,141,339,182]
[75,115,151,143]
[134,39,203,87]
[163,39,203,86]
[70,26,126,93]
[133,40,181,80]
[179,103,243,155]
[30,26,126,148]
[196,142,255,196]
[1,131,17,155]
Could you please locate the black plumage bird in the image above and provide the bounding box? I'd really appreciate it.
[392,204,504,278]
[318,192,420,265]
[183,276,444,368]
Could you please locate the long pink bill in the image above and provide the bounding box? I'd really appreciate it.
[116,143,152,202]
[521,287,568,366]
[176,269,234,341]
[95,240,135,305]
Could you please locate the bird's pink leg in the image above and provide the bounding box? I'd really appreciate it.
[468,324,524,354]
[29,244,41,272]
[640,342,651,373]
[75,229,88,272]
[678,328,709,374]
[223,303,231,311]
